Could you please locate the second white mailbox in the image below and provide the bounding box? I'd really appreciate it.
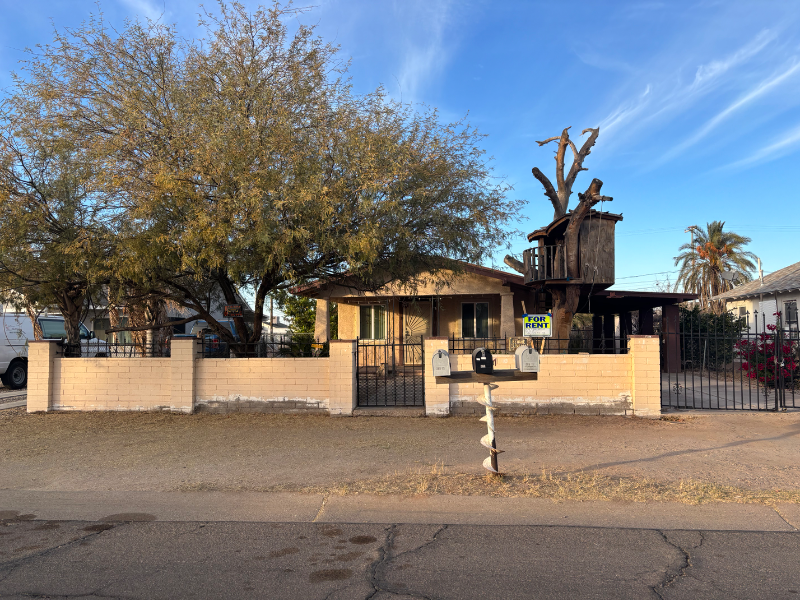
[432,349,451,377]
[515,345,540,373]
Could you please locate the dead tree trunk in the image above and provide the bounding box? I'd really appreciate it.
[521,128,613,353]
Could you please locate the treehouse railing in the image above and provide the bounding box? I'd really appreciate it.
[523,245,568,283]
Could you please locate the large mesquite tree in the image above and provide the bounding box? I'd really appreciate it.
[0,97,112,349]
[15,2,521,345]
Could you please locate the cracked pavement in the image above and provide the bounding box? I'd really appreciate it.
[2,514,800,599]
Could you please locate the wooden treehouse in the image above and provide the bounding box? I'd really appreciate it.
[522,209,622,288]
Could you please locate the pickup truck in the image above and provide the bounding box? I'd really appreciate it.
[0,314,108,390]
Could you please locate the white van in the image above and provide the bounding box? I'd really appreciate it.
[0,313,108,390]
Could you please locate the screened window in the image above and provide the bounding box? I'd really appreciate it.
[462,302,489,338]
[785,301,798,331]
[359,305,387,340]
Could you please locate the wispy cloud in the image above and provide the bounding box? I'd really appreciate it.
[394,0,454,102]
[721,123,800,170]
[690,29,775,87]
[657,58,800,164]
[597,29,777,139]
[120,0,165,22]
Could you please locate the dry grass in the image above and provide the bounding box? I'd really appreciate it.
[659,414,698,423]
[270,463,800,506]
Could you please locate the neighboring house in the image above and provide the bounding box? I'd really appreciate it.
[713,260,800,334]
[261,315,291,338]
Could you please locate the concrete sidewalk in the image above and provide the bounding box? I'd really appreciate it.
[0,388,26,408]
[1,489,798,532]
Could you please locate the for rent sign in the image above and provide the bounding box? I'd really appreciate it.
[522,313,552,337]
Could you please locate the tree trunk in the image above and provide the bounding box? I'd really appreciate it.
[550,285,580,353]
[108,304,120,344]
[24,302,43,340]
[57,289,85,357]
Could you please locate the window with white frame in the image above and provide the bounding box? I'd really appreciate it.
[359,304,387,339]
[461,302,490,338]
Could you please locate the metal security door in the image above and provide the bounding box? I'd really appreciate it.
[356,339,424,407]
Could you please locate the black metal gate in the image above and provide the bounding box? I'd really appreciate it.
[661,310,798,411]
[356,339,424,407]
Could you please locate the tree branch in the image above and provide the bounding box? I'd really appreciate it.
[106,314,200,333]
[504,254,525,274]
[531,167,561,218]
[535,136,561,146]
[564,127,599,199]
[555,127,570,213]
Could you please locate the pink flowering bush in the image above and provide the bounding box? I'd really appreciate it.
[735,312,799,389]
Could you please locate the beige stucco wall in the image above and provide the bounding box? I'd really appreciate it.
[324,271,513,299]
[51,358,176,412]
[338,303,358,339]
[447,353,632,415]
[30,338,351,415]
[427,335,660,417]
[195,358,330,411]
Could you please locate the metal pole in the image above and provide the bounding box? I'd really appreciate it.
[477,382,503,473]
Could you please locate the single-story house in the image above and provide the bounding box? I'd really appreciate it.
[713,260,800,334]
[295,262,696,371]
[297,263,536,347]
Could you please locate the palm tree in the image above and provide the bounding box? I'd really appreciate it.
[674,221,757,314]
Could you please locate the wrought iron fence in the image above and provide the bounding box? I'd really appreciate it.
[197,333,327,358]
[661,308,799,411]
[449,335,508,354]
[55,334,328,359]
[449,333,630,355]
[57,340,170,358]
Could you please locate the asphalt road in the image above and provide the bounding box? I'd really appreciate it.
[2,516,800,599]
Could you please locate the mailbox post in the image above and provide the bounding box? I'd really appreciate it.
[434,347,538,475]
[477,380,501,473]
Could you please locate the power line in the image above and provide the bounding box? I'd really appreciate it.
[616,270,679,280]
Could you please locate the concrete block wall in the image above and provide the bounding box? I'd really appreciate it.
[423,337,449,416]
[52,358,174,412]
[628,335,662,418]
[30,335,659,418]
[28,337,346,415]
[429,336,660,418]
[27,341,56,412]
[328,340,357,416]
[195,357,330,413]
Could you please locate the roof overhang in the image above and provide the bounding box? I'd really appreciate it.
[291,261,525,298]
[584,290,699,313]
[527,210,623,243]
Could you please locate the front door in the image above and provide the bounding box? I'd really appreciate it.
[403,301,432,365]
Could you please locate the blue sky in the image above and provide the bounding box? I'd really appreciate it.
[2,0,799,292]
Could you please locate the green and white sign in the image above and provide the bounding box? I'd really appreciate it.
[522,313,552,337]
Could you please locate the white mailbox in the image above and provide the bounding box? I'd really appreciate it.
[515,345,540,373]
[432,349,451,377]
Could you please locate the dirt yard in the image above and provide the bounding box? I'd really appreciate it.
[2,408,800,500]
